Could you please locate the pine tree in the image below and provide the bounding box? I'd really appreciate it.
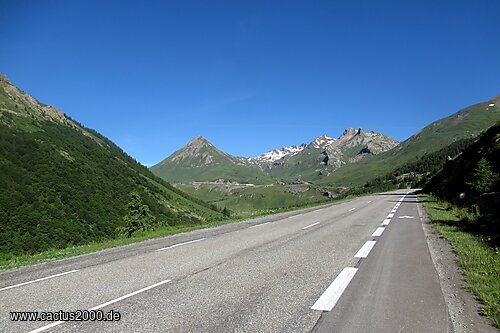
[123,191,156,237]
[467,158,497,194]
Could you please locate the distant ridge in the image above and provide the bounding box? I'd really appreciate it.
[151,128,399,183]
[320,94,500,186]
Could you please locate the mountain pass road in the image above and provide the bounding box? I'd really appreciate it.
[0,190,451,332]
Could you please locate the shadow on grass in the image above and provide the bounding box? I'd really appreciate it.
[433,215,499,248]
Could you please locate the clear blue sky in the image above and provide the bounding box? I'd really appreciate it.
[1,1,499,165]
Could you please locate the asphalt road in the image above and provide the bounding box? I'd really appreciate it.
[0,190,451,332]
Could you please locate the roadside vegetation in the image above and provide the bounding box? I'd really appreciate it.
[420,195,499,327]
[420,123,500,328]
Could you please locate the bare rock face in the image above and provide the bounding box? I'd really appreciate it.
[0,73,74,126]
[251,128,399,173]
[168,135,220,164]
[339,127,358,141]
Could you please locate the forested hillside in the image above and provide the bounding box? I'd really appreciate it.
[321,95,500,187]
[423,123,499,245]
[0,74,225,260]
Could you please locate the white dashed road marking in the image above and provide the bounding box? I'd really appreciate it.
[371,227,385,237]
[354,241,376,258]
[311,268,358,311]
[302,222,320,230]
[156,238,205,251]
[0,270,79,292]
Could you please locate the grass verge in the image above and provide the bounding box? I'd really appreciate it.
[420,194,499,328]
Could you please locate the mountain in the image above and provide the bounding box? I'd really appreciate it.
[424,122,499,202]
[0,74,225,258]
[252,144,306,164]
[261,128,399,180]
[152,128,399,184]
[150,136,272,184]
[423,122,499,246]
[320,95,500,187]
[150,128,398,214]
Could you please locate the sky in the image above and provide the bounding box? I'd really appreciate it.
[1,0,499,165]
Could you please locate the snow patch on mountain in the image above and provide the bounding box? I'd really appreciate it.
[253,144,306,163]
[311,135,337,148]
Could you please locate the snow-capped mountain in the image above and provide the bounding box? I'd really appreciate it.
[310,135,337,148]
[252,144,306,163]
[151,128,400,182]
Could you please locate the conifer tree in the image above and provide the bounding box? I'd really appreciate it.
[123,191,156,237]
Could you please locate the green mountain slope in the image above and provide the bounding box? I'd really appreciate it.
[151,129,397,214]
[150,136,272,184]
[320,96,500,187]
[424,123,500,201]
[176,181,331,215]
[423,123,499,245]
[0,74,225,258]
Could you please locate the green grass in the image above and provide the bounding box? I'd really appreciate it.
[177,183,331,215]
[420,194,500,328]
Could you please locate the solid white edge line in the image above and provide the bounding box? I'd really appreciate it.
[302,222,320,230]
[354,240,376,258]
[248,222,271,229]
[28,279,172,333]
[311,267,358,311]
[382,218,391,226]
[156,238,205,252]
[348,208,356,212]
[371,227,385,237]
[0,270,79,292]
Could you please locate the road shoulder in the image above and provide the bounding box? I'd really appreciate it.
[418,201,498,333]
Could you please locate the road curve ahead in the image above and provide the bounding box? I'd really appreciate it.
[0,190,451,332]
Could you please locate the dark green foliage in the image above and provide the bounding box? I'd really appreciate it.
[222,206,231,217]
[390,137,474,184]
[0,115,224,258]
[339,137,475,197]
[423,123,500,246]
[123,191,156,237]
[467,158,497,194]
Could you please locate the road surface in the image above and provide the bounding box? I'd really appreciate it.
[0,190,451,332]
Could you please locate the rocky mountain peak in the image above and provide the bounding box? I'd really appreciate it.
[0,73,78,127]
[0,73,11,84]
[339,128,358,140]
[165,135,229,166]
[311,135,336,148]
[186,135,210,148]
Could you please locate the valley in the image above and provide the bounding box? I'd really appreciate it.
[151,96,500,214]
